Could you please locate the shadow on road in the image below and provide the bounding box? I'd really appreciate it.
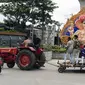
[63,69,85,73]
[2,67,46,72]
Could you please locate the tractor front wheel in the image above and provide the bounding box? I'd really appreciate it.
[34,53,46,69]
[0,66,1,73]
[7,62,15,68]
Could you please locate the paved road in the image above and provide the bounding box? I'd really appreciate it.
[0,60,85,85]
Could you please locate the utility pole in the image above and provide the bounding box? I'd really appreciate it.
[30,0,35,41]
[41,0,45,44]
[55,21,62,46]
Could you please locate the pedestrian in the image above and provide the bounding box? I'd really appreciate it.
[64,37,74,64]
[73,35,81,65]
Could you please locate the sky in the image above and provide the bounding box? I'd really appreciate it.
[0,0,80,28]
[52,0,80,28]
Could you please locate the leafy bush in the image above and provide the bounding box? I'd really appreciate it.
[52,47,66,53]
[40,44,66,53]
[40,44,52,51]
[0,28,5,31]
[5,30,17,32]
[52,45,61,49]
[52,45,66,53]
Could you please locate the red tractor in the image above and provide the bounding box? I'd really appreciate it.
[0,44,46,70]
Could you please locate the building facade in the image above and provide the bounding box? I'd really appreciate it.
[33,25,57,45]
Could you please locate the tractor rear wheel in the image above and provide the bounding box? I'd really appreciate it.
[7,62,15,68]
[34,52,46,69]
[16,50,35,70]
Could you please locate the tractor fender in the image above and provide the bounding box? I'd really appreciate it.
[28,47,36,51]
[35,48,43,55]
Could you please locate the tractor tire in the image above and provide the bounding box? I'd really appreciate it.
[16,50,35,70]
[34,52,46,69]
[0,66,1,73]
[33,63,41,69]
[39,53,46,66]
[7,62,15,68]
[0,57,4,68]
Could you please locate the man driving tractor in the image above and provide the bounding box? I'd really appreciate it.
[22,36,32,47]
[23,34,41,48]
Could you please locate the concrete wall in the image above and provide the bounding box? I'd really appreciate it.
[44,51,65,60]
[52,52,65,59]
[44,51,52,61]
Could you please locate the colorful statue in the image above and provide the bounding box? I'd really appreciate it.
[60,7,85,44]
[65,21,78,37]
[74,15,85,44]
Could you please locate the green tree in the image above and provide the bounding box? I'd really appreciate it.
[0,0,58,40]
[0,1,31,32]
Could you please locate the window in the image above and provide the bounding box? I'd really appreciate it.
[0,35,10,47]
[0,35,25,47]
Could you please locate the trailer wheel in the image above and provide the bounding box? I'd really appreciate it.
[63,66,66,70]
[16,50,35,70]
[58,66,66,73]
[7,62,15,68]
